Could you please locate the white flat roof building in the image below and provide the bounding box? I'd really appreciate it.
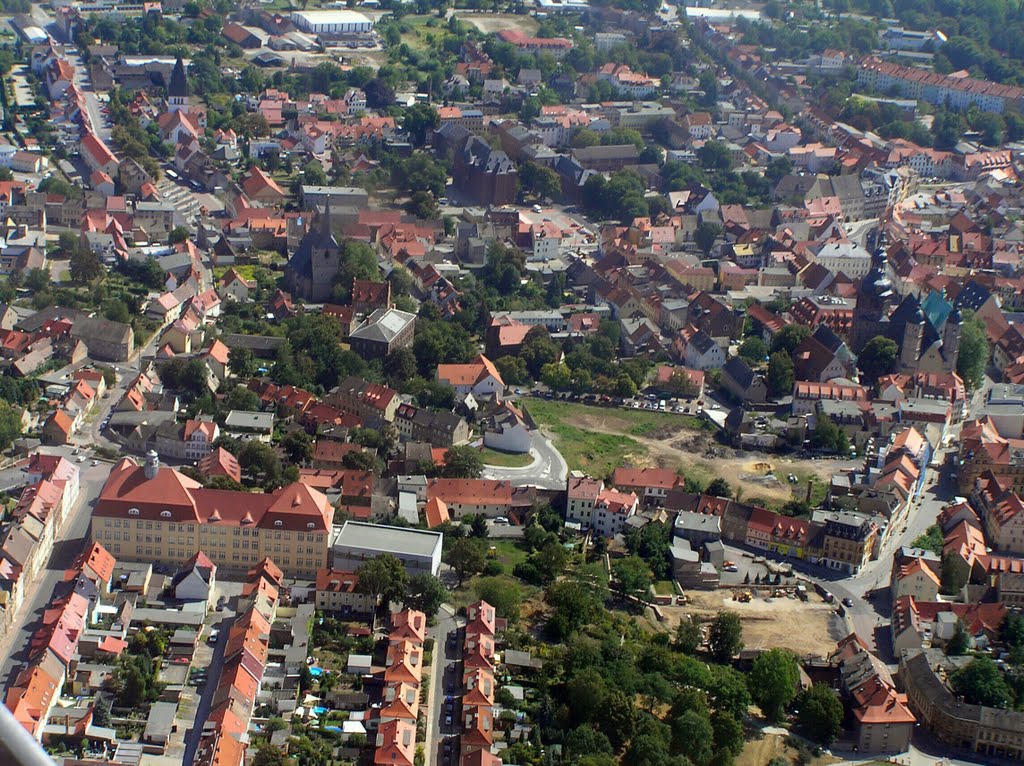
[290,10,374,34]
[332,521,442,576]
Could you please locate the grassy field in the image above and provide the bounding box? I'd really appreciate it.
[489,539,529,570]
[479,447,533,468]
[524,399,702,477]
[653,580,675,596]
[526,399,702,437]
[212,264,261,281]
[397,16,449,53]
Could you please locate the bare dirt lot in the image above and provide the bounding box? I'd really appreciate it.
[569,410,850,506]
[736,731,840,766]
[454,12,539,35]
[660,590,842,658]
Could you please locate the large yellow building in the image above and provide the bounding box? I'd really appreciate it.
[91,452,333,578]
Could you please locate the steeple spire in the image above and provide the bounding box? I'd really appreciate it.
[168,57,189,113]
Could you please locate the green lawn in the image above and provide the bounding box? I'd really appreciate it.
[489,539,529,570]
[526,399,703,437]
[653,580,676,596]
[479,447,533,468]
[213,264,261,281]
[524,399,702,476]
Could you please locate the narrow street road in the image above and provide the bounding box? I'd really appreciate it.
[0,456,112,688]
[427,607,462,766]
[481,432,568,490]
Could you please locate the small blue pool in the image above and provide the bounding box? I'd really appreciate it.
[314,706,329,715]
[324,726,342,732]
[309,667,323,677]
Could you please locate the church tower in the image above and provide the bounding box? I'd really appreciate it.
[899,304,926,371]
[851,229,895,353]
[942,308,963,374]
[168,57,189,113]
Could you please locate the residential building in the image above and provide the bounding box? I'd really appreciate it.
[91,452,333,577]
[315,568,375,613]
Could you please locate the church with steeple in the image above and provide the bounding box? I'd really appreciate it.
[851,229,962,375]
[167,56,189,113]
[284,201,344,303]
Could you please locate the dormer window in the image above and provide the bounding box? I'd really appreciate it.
[274,520,283,527]
[307,522,315,529]
[128,508,140,516]
[160,511,172,518]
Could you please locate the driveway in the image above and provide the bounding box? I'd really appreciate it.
[481,432,567,490]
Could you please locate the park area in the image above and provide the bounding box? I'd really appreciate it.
[524,400,846,510]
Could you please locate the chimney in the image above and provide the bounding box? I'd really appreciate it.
[144,450,160,480]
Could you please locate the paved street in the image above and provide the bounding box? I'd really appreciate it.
[427,607,462,766]
[481,432,567,490]
[0,455,113,688]
[181,615,232,765]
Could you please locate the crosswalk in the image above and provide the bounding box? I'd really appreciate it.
[155,174,203,228]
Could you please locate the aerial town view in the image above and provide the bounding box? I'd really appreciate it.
[0,0,1023,765]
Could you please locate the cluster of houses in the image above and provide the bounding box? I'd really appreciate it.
[373,608,427,766]
[4,540,116,740]
[0,453,80,643]
[195,558,284,766]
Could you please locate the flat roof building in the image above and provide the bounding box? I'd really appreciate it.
[290,10,374,34]
[332,521,442,576]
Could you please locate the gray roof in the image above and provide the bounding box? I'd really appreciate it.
[143,702,178,743]
[350,308,416,344]
[225,410,275,431]
[333,521,442,558]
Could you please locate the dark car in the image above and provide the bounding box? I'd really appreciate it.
[842,597,854,608]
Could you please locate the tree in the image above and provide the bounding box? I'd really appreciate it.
[748,648,800,722]
[229,347,256,379]
[794,684,843,744]
[403,103,440,147]
[0,402,24,450]
[946,618,971,656]
[737,337,767,364]
[405,190,439,220]
[766,351,794,397]
[445,538,485,586]
[545,579,603,640]
[671,710,714,766]
[712,710,745,757]
[253,745,286,766]
[612,556,653,602]
[441,445,483,479]
[405,573,449,616]
[475,577,522,622]
[356,553,408,608]
[674,615,703,654]
[364,78,395,109]
[69,246,104,284]
[706,477,731,498]
[280,430,313,465]
[693,221,722,257]
[941,550,968,595]
[957,311,989,390]
[951,657,1011,708]
[708,664,752,719]
[332,240,381,302]
[858,335,898,383]
[238,440,283,488]
[168,226,190,245]
[225,385,260,412]
[771,324,810,354]
[697,140,731,171]
[598,690,637,749]
[707,611,743,663]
